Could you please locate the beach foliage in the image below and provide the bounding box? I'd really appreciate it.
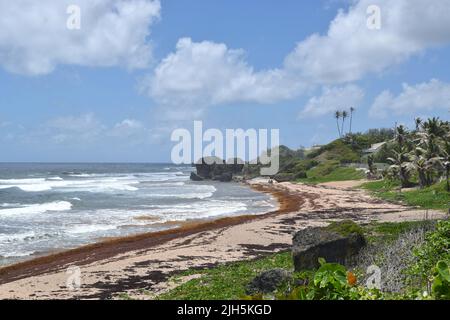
[158,220,450,300]
[298,163,365,184]
[363,180,450,210]
[408,220,450,287]
[158,252,293,300]
[326,220,364,237]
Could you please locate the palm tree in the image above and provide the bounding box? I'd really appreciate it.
[409,147,433,188]
[414,117,422,131]
[441,140,450,192]
[393,125,408,148]
[367,154,376,175]
[416,118,445,185]
[334,111,342,138]
[349,107,355,134]
[388,147,414,188]
[342,110,348,136]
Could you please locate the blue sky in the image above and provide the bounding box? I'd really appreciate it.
[1,0,450,162]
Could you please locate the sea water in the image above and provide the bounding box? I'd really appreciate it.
[0,163,276,266]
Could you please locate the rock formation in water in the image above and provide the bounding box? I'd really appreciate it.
[190,157,244,182]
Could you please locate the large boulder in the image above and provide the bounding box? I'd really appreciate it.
[190,157,244,182]
[190,172,204,181]
[219,172,233,182]
[246,269,291,295]
[292,226,366,272]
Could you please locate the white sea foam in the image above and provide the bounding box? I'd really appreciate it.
[0,203,21,207]
[0,231,36,243]
[65,224,117,235]
[0,167,273,266]
[0,176,141,193]
[148,185,217,200]
[0,201,72,217]
[141,200,248,221]
[0,250,36,258]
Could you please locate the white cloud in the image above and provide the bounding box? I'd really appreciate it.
[299,85,364,118]
[0,0,160,75]
[27,114,162,145]
[369,79,450,118]
[285,0,450,84]
[146,38,303,115]
[144,0,450,117]
[45,113,105,143]
[110,119,144,137]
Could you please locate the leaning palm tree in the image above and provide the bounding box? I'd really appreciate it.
[341,110,348,136]
[349,107,355,134]
[334,111,342,138]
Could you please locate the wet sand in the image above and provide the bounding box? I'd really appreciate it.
[0,180,445,299]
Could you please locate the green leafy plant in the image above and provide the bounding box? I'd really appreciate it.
[410,220,450,284]
[312,258,349,299]
[277,258,381,300]
[431,260,450,300]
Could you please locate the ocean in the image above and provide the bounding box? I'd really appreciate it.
[0,163,276,266]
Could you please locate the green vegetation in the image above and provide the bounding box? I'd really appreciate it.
[271,258,383,300]
[326,220,364,237]
[363,180,450,210]
[158,252,293,300]
[298,161,365,184]
[307,140,360,164]
[272,128,393,183]
[158,220,449,300]
[408,220,450,294]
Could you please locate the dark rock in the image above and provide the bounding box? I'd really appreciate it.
[190,172,204,181]
[294,171,307,179]
[190,157,244,182]
[232,175,245,183]
[273,171,307,183]
[292,226,366,272]
[219,172,233,182]
[246,269,291,295]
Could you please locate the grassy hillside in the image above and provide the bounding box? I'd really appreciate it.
[273,138,365,183]
[362,180,450,211]
[298,161,365,184]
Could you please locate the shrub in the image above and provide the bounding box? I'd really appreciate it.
[327,220,364,237]
[432,260,450,300]
[276,259,382,300]
[409,220,450,287]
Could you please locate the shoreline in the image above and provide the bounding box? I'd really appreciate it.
[0,182,300,285]
[0,180,445,299]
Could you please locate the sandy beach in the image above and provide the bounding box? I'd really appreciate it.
[0,180,445,300]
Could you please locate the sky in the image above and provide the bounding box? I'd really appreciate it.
[1,0,450,162]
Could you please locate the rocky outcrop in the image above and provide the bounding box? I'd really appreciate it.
[246,269,291,295]
[190,172,204,181]
[292,226,366,272]
[190,157,244,182]
[273,172,306,183]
